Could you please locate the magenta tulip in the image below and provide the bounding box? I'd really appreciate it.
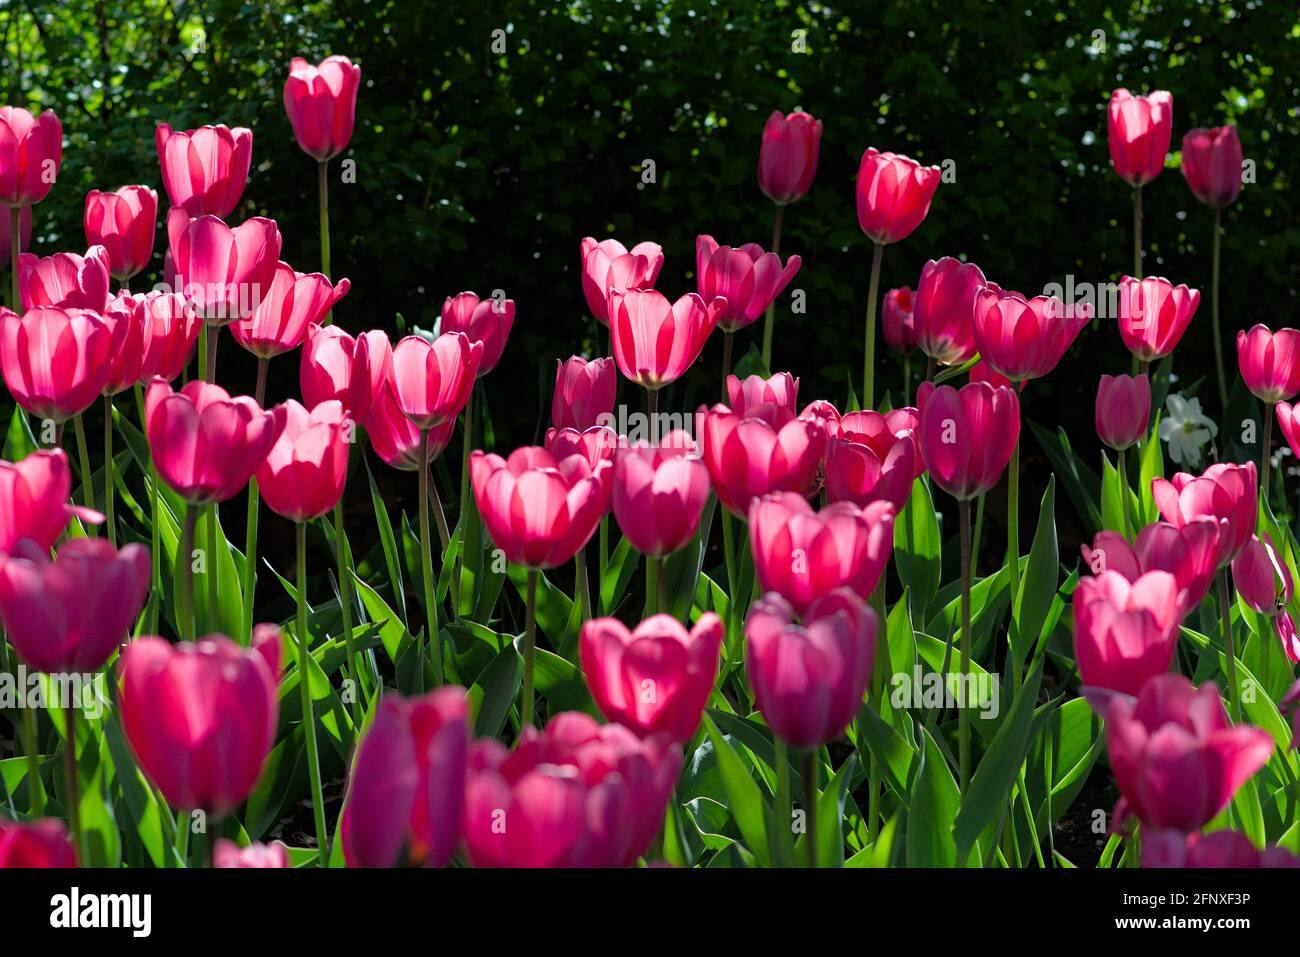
[882,286,916,355]
[365,387,455,472]
[608,288,724,390]
[155,122,252,218]
[83,186,158,281]
[825,408,922,512]
[1081,522,1220,612]
[1232,533,1299,663]
[580,237,663,325]
[0,306,117,422]
[1072,570,1182,696]
[255,399,350,522]
[388,331,481,430]
[917,381,1020,501]
[973,285,1091,382]
[1237,324,1300,404]
[695,235,801,332]
[1095,373,1150,451]
[701,404,825,517]
[612,432,710,557]
[1116,275,1200,363]
[0,449,99,553]
[0,820,76,868]
[136,291,200,383]
[552,355,616,432]
[213,839,290,869]
[441,291,513,376]
[856,148,941,245]
[283,56,361,162]
[757,110,821,205]
[911,257,986,367]
[300,323,392,421]
[544,424,618,480]
[725,372,800,427]
[165,208,282,324]
[0,107,62,208]
[1181,126,1243,209]
[230,261,349,359]
[1107,89,1173,187]
[1151,462,1257,567]
[101,292,146,396]
[1144,829,1300,869]
[18,245,111,312]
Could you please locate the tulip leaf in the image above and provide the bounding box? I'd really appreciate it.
[1011,477,1058,672]
[1138,415,1164,523]
[507,564,574,648]
[701,714,770,867]
[469,645,522,738]
[365,460,408,625]
[1029,421,1102,532]
[599,533,639,615]
[104,715,167,868]
[531,647,595,715]
[894,476,941,619]
[2,405,38,461]
[905,727,960,867]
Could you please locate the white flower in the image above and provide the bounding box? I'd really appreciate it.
[1157,393,1217,467]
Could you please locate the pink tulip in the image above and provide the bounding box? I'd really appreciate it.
[1181,126,1243,209]
[470,446,611,568]
[1278,401,1300,468]
[749,491,894,615]
[580,237,663,325]
[283,55,361,162]
[0,819,76,868]
[544,424,618,481]
[917,381,1020,501]
[18,245,111,312]
[0,107,62,207]
[1285,682,1300,750]
[1095,373,1150,451]
[745,588,877,749]
[1144,828,1300,869]
[364,387,455,472]
[579,613,722,741]
[725,372,800,428]
[0,306,118,422]
[695,235,801,332]
[608,288,724,390]
[1232,533,1299,663]
[144,378,286,505]
[155,122,252,218]
[340,687,468,868]
[0,449,100,553]
[973,285,1091,382]
[229,261,349,359]
[552,355,616,432]
[119,627,281,817]
[1236,324,1300,404]
[969,359,1016,391]
[255,399,350,522]
[300,323,392,421]
[100,292,145,395]
[612,432,710,557]
[0,205,32,262]
[798,398,841,440]
[1072,570,1182,696]
[757,110,821,205]
[83,186,158,281]
[1116,275,1200,363]
[911,258,986,366]
[136,291,200,383]
[1107,89,1173,187]
[1081,522,1220,612]
[441,291,513,376]
[463,711,680,867]
[1151,462,1257,567]
[213,839,290,868]
[165,208,282,324]
[855,148,941,245]
[701,404,825,517]
[1103,674,1272,832]
[388,331,481,429]
[882,286,916,354]
[825,408,921,511]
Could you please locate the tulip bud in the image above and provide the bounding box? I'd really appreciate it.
[757,110,821,205]
[1107,89,1173,187]
[1181,125,1242,209]
[1095,373,1150,451]
[283,56,361,162]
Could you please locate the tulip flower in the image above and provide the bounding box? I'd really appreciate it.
[441,291,514,377]
[1107,89,1173,188]
[255,399,349,522]
[608,288,724,393]
[229,261,349,362]
[1095,372,1150,535]
[364,387,455,472]
[580,237,663,326]
[1238,324,1300,497]
[1116,275,1200,364]
[0,107,62,209]
[1081,521,1219,613]
[283,55,361,162]
[0,819,77,868]
[301,323,392,421]
[1181,125,1243,210]
[83,186,158,283]
[18,245,111,312]
[757,110,821,206]
[463,711,680,868]
[388,331,481,430]
[825,409,922,512]
[545,424,618,477]
[119,627,281,819]
[579,613,723,741]
[1232,534,1299,663]
[213,840,290,869]
[969,359,1015,391]
[155,122,252,218]
[0,306,117,423]
[0,203,31,265]
[1144,829,1300,869]
[136,291,200,383]
[917,381,1019,501]
[1072,570,1182,696]
[973,285,1091,383]
[695,234,800,378]
[1102,674,1271,833]
[0,449,100,553]
[552,356,616,432]
[166,207,282,334]
[882,287,916,355]
[340,687,468,868]
[701,404,826,517]
[726,371,800,428]
[100,292,145,397]
[911,257,986,368]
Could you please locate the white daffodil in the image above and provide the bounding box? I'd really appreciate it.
[1157,393,1218,467]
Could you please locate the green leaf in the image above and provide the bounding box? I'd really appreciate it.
[905,727,960,867]
[1138,415,1164,523]
[894,477,941,620]
[1029,421,1102,532]
[701,714,770,867]
[1012,478,1058,669]
[599,533,639,614]
[365,460,408,626]
[468,645,522,738]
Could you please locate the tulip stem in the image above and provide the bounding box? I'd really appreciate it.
[902,354,911,407]
[1262,403,1274,504]
[521,567,538,728]
[103,396,116,546]
[196,325,207,386]
[1132,185,1143,280]
[760,204,784,369]
[1117,447,1135,542]
[772,737,793,866]
[417,429,443,684]
[959,497,973,791]
[720,330,734,402]
[1218,570,1243,723]
[205,324,219,383]
[720,507,738,609]
[597,517,609,615]
[335,500,361,725]
[645,552,660,617]
[574,548,590,622]
[207,504,219,633]
[174,808,190,867]
[454,390,474,618]
[646,385,659,437]
[9,205,20,309]
[295,522,329,866]
[72,414,96,526]
[428,475,451,553]
[21,696,43,815]
[179,504,197,641]
[803,750,818,869]
[1006,439,1021,694]
[140,385,162,635]
[242,480,259,643]
[63,704,83,863]
[1211,209,1227,411]
[318,160,331,281]
[863,242,884,409]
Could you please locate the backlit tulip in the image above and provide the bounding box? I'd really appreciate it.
[229,261,349,359]
[917,381,1020,501]
[0,107,62,207]
[119,627,281,817]
[825,409,921,511]
[910,257,986,366]
[544,424,618,480]
[580,613,722,741]
[726,371,799,427]
[1103,674,1271,832]
[470,446,611,568]
[155,122,252,218]
[580,237,663,325]
[18,245,111,312]
[83,186,158,281]
[1151,462,1257,567]
[441,291,513,376]
[612,432,710,557]
[1277,401,1300,465]
[463,711,680,868]
[1081,522,1219,612]
[301,323,392,421]
[882,286,916,354]
[749,492,894,615]
[1232,534,1299,662]
[701,405,825,517]
[1107,89,1173,187]
[608,289,723,390]
[757,110,821,205]
[1072,570,1182,696]
[213,839,290,869]
[1144,829,1300,869]
[0,204,31,262]
[552,355,616,432]
[855,148,941,245]
[166,208,282,324]
[1181,126,1243,209]
[340,687,468,868]
[745,588,877,749]
[255,399,350,522]
[136,291,200,383]
[1095,373,1150,451]
[695,235,801,332]
[101,292,145,395]
[388,331,481,429]
[0,306,117,422]
[969,359,1015,391]
[0,820,76,868]
[283,55,361,162]
[0,449,98,553]
[144,378,286,505]
[1116,275,1200,363]
[973,285,1091,382]
[365,387,455,472]
[1236,324,1300,404]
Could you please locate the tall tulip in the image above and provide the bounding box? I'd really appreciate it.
[911,257,985,369]
[552,355,616,432]
[701,404,825,517]
[0,819,76,868]
[726,371,799,427]
[441,291,513,378]
[882,285,916,401]
[608,288,723,396]
[98,292,146,543]
[1096,373,1151,540]
[1081,521,1219,613]
[230,261,349,368]
[83,186,158,283]
[1116,275,1200,365]
[1232,534,1299,663]
[0,449,99,553]
[366,387,455,473]
[0,204,31,282]
[696,234,801,378]
[580,237,663,327]
[255,399,349,522]
[0,107,61,311]
[1237,323,1300,501]
[155,122,252,218]
[824,408,921,512]
[18,246,111,313]
[1072,570,1182,696]
[0,306,117,423]
[1108,89,1172,284]
[301,323,392,421]
[137,291,200,383]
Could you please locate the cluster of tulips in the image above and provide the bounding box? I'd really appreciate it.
[0,56,1298,871]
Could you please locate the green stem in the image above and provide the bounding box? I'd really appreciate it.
[206,502,219,633]
[242,478,260,643]
[959,498,973,791]
[295,523,329,866]
[197,325,207,385]
[760,204,784,369]
[773,737,792,867]
[72,414,96,522]
[1261,403,1273,504]
[9,205,20,309]
[1219,570,1243,723]
[1132,185,1143,280]
[174,808,190,867]
[575,547,590,622]
[64,704,82,863]
[22,698,43,815]
[1006,439,1021,694]
[645,552,660,616]
[417,429,443,683]
[102,395,115,546]
[720,330,734,402]
[1211,208,1227,411]
[521,567,538,728]
[454,390,474,618]
[1118,447,1135,542]
[597,518,609,615]
[803,750,818,869]
[318,161,331,280]
[205,323,219,383]
[179,504,197,641]
[862,242,884,409]
[335,500,360,725]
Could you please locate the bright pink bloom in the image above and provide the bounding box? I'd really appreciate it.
[701,404,825,517]
[283,55,361,162]
[119,627,281,817]
[165,208,282,324]
[612,432,710,557]
[441,291,513,376]
[365,387,455,471]
[749,492,895,615]
[608,288,723,390]
[544,424,618,480]
[0,205,31,263]
[155,122,252,218]
[1181,126,1243,209]
[855,148,941,245]
[300,323,391,421]
[1144,829,1300,869]
[0,820,76,868]
[1081,522,1220,612]
[695,235,800,332]
[1095,373,1150,451]
[340,687,468,868]
[83,186,158,281]
[798,399,842,440]
[0,449,99,553]
[0,306,118,422]
[552,356,616,432]
[388,332,481,430]
[255,399,350,522]
[579,613,723,741]
[882,286,916,354]
[726,372,800,427]
[825,408,921,511]
[917,381,1020,501]
[1116,276,1200,363]
[144,378,286,505]
[1151,462,1257,567]
[136,291,200,383]
[230,261,349,359]
[580,237,663,325]
[213,839,290,868]
[1072,570,1182,696]
[1233,534,1299,663]
[757,110,821,205]
[973,285,1091,382]
[18,245,111,312]
[1277,401,1300,468]
[745,588,877,749]
[1108,89,1173,187]
[969,359,1015,391]
[1236,324,1300,404]
[0,107,62,207]
[911,258,986,366]
[100,292,145,395]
